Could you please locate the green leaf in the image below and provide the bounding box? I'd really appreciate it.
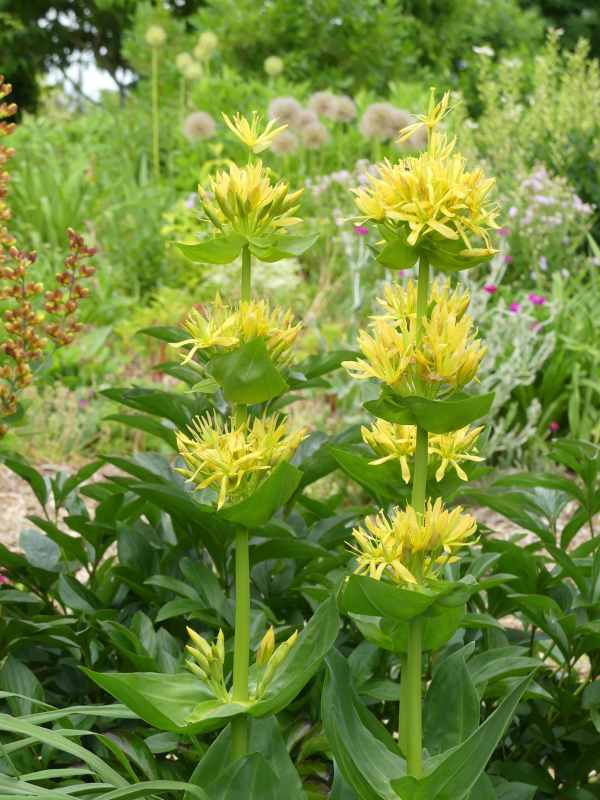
[220,461,302,527]
[0,455,49,507]
[322,649,405,800]
[57,575,102,613]
[187,717,304,800]
[19,528,61,571]
[138,325,190,344]
[210,338,288,404]
[177,233,245,264]
[341,575,436,620]
[365,392,495,434]
[0,655,44,716]
[423,648,480,754]
[376,238,419,269]
[352,606,465,654]
[249,232,319,262]
[105,414,177,448]
[391,675,533,800]
[330,444,411,505]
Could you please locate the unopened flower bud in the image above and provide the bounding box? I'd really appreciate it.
[256,627,275,666]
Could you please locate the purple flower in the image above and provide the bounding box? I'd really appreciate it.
[509,302,521,314]
[528,293,546,306]
[484,284,497,294]
[539,256,548,272]
[185,193,197,209]
[504,254,513,264]
[549,421,560,433]
[354,225,369,236]
[497,226,510,237]
[508,206,518,219]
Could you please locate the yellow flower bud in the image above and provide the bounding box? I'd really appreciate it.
[256,627,276,666]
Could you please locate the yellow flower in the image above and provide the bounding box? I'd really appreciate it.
[172,295,302,367]
[362,419,484,483]
[417,303,486,389]
[396,88,453,145]
[176,413,307,509]
[199,160,303,237]
[342,319,415,393]
[185,627,228,701]
[351,90,498,262]
[428,425,484,481]
[222,111,288,154]
[350,498,477,586]
[377,278,470,325]
[361,420,416,483]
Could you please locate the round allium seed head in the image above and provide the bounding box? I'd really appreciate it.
[145,25,167,48]
[183,61,203,81]
[359,102,398,141]
[183,111,217,142]
[308,90,338,119]
[264,56,284,76]
[270,130,298,155]
[295,108,319,130]
[175,52,193,73]
[199,31,219,52]
[331,94,357,123]
[301,121,330,150]
[388,107,413,139]
[268,96,302,127]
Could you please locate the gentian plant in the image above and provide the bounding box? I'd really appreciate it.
[86,113,337,789]
[323,91,536,799]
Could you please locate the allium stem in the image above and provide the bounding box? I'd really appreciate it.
[151,47,160,179]
[241,244,251,302]
[403,255,429,776]
[231,527,250,760]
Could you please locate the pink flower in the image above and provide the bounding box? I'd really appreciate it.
[484,284,497,294]
[0,573,9,585]
[504,255,513,264]
[398,270,405,277]
[353,225,369,236]
[528,293,546,306]
[497,226,510,237]
[549,421,560,433]
[509,302,521,314]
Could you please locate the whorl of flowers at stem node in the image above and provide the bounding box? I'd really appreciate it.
[255,629,299,698]
[362,419,484,483]
[176,413,307,509]
[222,111,287,154]
[342,280,485,396]
[353,89,498,261]
[172,295,302,368]
[350,498,477,587]
[199,160,303,237]
[185,627,229,701]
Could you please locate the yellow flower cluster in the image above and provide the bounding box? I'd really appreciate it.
[173,295,302,368]
[350,498,477,586]
[185,627,229,702]
[223,111,287,154]
[342,280,485,396]
[254,626,299,699]
[352,91,498,257]
[362,419,484,483]
[199,160,303,238]
[176,413,307,509]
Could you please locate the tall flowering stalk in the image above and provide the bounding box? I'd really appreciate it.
[342,90,499,778]
[144,25,166,179]
[172,112,315,761]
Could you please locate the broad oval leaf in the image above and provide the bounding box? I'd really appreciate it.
[177,234,245,265]
[209,338,288,404]
[220,461,302,528]
[365,392,495,434]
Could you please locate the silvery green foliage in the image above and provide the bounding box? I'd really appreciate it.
[462,254,555,461]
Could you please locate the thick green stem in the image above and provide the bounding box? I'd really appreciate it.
[231,528,250,760]
[401,256,430,775]
[151,48,160,179]
[405,618,424,777]
[241,245,251,302]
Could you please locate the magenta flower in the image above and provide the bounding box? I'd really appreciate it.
[354,225,369,236]
[497,226,510,237]
[484,284,497,294]
[504,255,513,264]
[509,302,521,314]
[0,573,9,585]
[528,293,546,306]
[549,421,560,433]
